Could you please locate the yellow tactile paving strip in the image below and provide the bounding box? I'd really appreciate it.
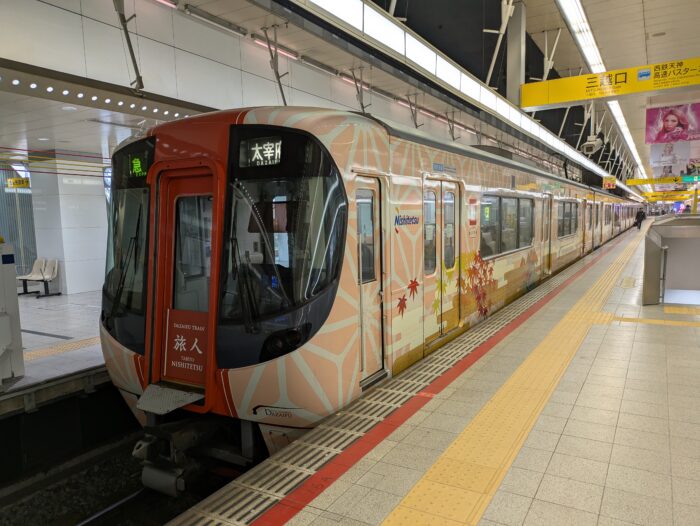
[24,336,101,362]
[615,316,700,327]
[663,305,700,315]
[383,228,646,526]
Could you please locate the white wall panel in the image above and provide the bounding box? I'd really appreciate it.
[289,62,332,101]
[0,0,86,77]
[63,258,105,294]
[61,227,107,263]
[33,227,65,261]
[173,14,242,69]
[240,40,289,84]
[175,50,243,108]
[329,78,361,110]
[57,173,106,197]
[134,0,175,47]
[80,0,135,26]
[83,19,133,88]
[43,0,81,12]
[241,73,283,107]
[29,183,62,231]
[58,194,108,229]
[137,36,178,99]
[288,88,342,109]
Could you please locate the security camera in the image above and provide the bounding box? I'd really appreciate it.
[580,135,603,155]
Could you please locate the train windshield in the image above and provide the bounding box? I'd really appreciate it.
[102,137,154,353]
[220,127,346,324]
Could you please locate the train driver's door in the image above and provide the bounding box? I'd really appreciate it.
[155,169,214,391]
[356,177,384,386]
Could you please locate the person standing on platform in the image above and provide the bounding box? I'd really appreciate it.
[635,209,646,229]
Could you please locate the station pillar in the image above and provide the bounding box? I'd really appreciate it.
[506,0,526,105]
[29,152,108,294]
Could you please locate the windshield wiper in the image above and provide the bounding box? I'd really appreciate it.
[109,202,142,318]
[229,183,259,333]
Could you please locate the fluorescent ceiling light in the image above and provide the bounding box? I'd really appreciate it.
[183,4,247,37]
[436,56,460,90]
[496,97,510,119]
[252,37,299,60]
[479,87,497,110]
[555,0,647,181]
[460,73,480,100]
[405,33,436,74]
[310,0,363,31]
[364,6,405,55]
[508,106,522,128]
[152,0,176,8]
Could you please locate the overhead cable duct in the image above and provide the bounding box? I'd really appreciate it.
[113,0,144,91]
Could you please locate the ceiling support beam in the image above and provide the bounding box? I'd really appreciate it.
[113,0,144,91]
[445,111,461,141]
[506,0,525,104]
[262,25,288,106]
[485,0,515,87]
[350,67,370,113]
[406,94,422,129]
[575,103,593,150]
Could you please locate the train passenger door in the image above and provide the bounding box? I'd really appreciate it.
[154,169,215,390]
[356,178,384,384]
[423,180,460,344]
[541,194,553,275]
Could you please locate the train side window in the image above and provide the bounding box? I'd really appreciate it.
[357,190,375,283]
[518,199,533,247]
[501,197,518,252]
[557,202,564,237]
[424,191,437,273]
[573,203,578,233]
[480,195,500,257]
[443,192,455,269]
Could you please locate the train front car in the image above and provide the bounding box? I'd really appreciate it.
[100,108,382,493]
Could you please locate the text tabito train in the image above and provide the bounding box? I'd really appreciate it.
[101,107,640,491]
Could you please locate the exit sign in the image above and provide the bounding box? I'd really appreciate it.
[682,176,700,183]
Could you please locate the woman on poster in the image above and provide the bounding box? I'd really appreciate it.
[655,108,689,142]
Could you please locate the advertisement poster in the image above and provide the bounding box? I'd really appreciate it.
[650,141,690,167]
[646,103,700,143]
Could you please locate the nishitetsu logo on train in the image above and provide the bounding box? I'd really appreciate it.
[394,210,419,233]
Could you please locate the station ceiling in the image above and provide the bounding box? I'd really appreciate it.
[0,0,697,186]
[0,91,145,160]
[527,0,700,180]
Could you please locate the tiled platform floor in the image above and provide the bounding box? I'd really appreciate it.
[280,224,700,526]
[3,290,104,393]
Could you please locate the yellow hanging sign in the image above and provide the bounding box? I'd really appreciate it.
[625,176,684,186]
[7,178,30,189]
[642,190,695,198]
[646,195,693,202]
[521,57,700,110]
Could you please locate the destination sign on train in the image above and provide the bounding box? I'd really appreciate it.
[521,57,700,110]
[240,136,282,167]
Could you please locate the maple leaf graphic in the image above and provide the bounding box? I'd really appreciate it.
[408,279,419,300]
[397,295,408,317]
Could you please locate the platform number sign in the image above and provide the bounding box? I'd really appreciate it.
[240,136,282,167]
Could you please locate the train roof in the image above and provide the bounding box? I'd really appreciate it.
[116,107,639,203]
[363,112,636,202]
